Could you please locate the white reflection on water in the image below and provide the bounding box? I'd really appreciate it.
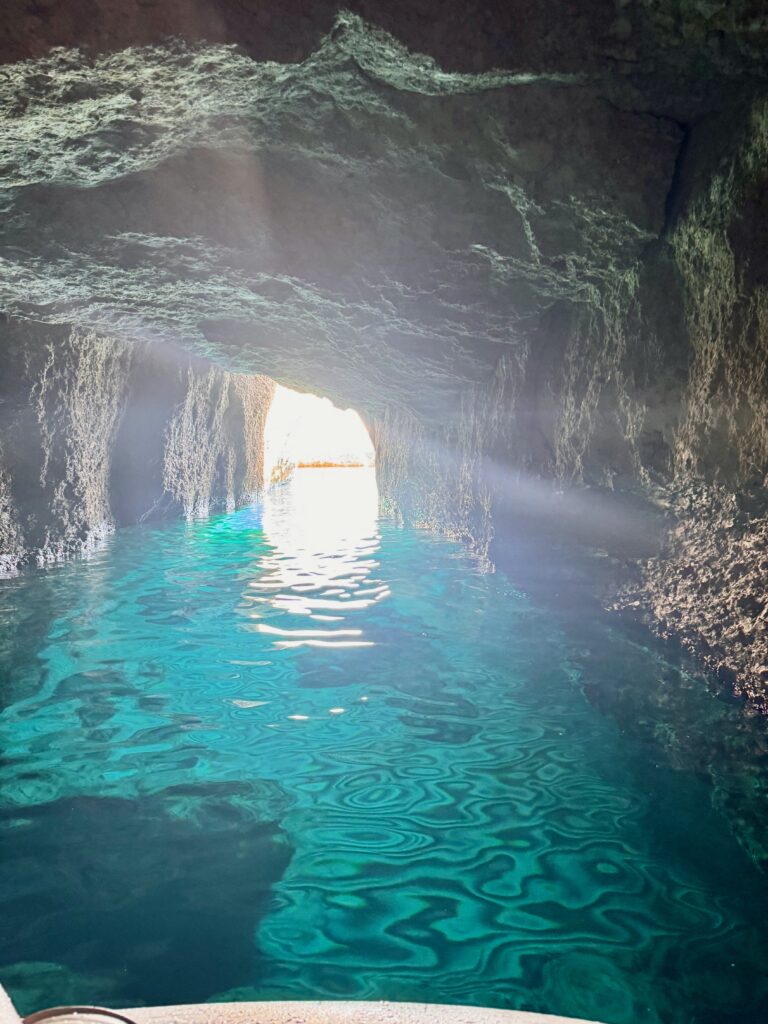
[242,468,386,648]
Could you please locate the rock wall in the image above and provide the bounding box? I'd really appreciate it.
[161,363,273,519]
[0,3,766,700]
[609,101,768,705]
[0,320,275,570]
[373,354,521,570]
[371,95,768,704]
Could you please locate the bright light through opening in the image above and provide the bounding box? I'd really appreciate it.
[263,384,375,485]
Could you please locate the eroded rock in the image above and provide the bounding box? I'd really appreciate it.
[0,320,274,569]
[0,5,766,701]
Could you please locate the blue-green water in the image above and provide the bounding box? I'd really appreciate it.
[2,469,768,1023]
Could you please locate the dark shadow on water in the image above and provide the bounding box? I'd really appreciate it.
[0,783,293,1015]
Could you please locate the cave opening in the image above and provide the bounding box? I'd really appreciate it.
[1,3,768,1023]
[260,383,380,575]
[263,384,375,485]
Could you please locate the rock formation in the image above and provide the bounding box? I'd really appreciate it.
[0,319,274,566]
[0,1,767,700]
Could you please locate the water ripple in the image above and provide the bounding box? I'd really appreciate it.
[0,471,767,1023]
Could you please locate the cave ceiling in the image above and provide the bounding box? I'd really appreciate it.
[0,1,765,420]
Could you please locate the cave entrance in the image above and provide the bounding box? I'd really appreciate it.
[261,384,378,551]
[263,384,375,486]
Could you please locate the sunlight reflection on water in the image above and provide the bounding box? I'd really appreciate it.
[242,469,386,648]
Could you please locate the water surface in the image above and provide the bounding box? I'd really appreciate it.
[1,469,767,1023]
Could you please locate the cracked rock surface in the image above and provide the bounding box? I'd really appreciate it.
[0,1,767,700]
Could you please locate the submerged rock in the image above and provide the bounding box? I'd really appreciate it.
[0,786,292,1011]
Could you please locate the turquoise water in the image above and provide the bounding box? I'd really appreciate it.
[1,469,768,1023]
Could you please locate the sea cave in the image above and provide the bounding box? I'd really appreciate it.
[1,3,768,1023]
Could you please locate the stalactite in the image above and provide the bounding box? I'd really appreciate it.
[163,367,231,519]
[163,367,276,519]
[0,318,276,570]
[31,328,132,562]
[232,374,276,499]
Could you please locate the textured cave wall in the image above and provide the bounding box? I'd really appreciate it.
[0,10,686,418]
[369,93,768,704]
[0,3,767,699]
[609,100,768,704]
[0,320,275,570]
[373,354,522,570]
[0,8,689,543]
[1,0,766,108]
